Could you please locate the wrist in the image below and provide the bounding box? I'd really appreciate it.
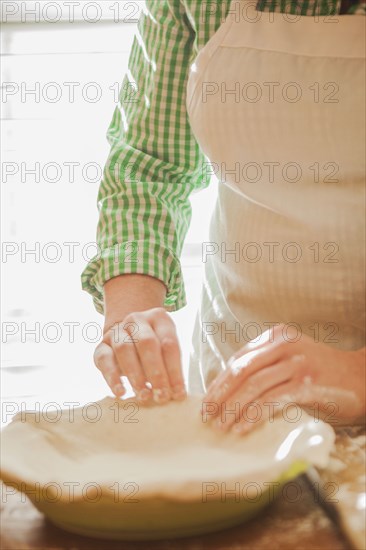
[103,274,167,331]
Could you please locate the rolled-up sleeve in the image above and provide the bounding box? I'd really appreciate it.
[81,0,208,315]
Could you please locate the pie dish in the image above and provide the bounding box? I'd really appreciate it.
[0,395,335,540]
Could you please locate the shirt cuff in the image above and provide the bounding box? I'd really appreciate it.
[81,240,187,315]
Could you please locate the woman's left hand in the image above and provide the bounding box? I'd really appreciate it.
[202,324,365,434]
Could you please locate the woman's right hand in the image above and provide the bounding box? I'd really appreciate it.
[94,306,186,404]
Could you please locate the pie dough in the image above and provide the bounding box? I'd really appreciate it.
[0,395,335,540]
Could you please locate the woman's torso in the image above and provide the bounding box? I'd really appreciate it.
[186,0,366,392]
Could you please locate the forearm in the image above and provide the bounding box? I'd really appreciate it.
[103,274,167,332]
[82,1,206,316]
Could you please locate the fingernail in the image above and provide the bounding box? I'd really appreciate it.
[114,384,125,396]
[137,388,151,402]
[153,388,170,403]
[172,385,186,400]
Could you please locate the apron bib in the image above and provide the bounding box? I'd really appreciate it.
[186,0,366,394]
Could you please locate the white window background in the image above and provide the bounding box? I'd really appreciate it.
[1,1,217,420]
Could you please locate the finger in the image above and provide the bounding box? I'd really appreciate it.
[109,323,152,403]
[204,341,289,406]
[129,316,172,404]
[93,341,126,397]
[229,324,283,360]
[231,381,300,435]
[213,360,295,432]
[223,321,302,381]
[152,315,186,400]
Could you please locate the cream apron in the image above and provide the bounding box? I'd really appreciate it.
[186,0,366,394]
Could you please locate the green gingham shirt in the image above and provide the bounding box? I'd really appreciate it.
[81,0,366,315]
